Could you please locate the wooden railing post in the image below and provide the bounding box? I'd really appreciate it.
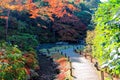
[70,61,73,77]
[57,50,59,53]
[68,56,70,61]
[85,53,87,58]
[61,52,63,55]
[101,71,104,80]
[64,53,67,57]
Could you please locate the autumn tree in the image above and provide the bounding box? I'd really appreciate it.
[0,0,79,40]
[0,0,25,40]
[35,0,77,20]
[52,14,86,42]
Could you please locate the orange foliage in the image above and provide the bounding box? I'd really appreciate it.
[0,16,8,19]
[27,0,33,4]
[74,0,81,4]
[58,61,70,72]
[29,8,39,18]
[0,52,3,55]
[55,57,71,79]
[55,57,67,63]
[24,68,31,75]
[57,72,66,80]
[0,0,23,10]
[1,59,9,63]
[58,61,67,68]
[40,0,77,20]
[0,0,78,19]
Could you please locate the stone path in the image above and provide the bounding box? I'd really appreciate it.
[60,47,100,80]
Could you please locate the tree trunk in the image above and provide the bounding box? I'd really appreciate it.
[5,9,10,40]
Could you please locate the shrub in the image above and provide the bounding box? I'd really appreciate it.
[0,43,27,80]
[0,43,39,80]
[8,33,38,51]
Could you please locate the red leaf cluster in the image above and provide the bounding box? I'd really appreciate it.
[52,14,86,41]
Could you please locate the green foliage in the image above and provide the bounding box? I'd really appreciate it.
[83,0,101,10]
[0,42,39,80]
[79,3,91,12]
[93,0,120,76]
[8,33,38,51]
[84,30,94,53]
[0,26,5,40]
[74,11,92,26]
[0,43,27,80]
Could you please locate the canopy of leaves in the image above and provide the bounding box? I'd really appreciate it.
[0,0,91,44]
[52,14,86,42]
[0,0,78,20]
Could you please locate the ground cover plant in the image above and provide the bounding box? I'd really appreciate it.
[51,53,72,80]
[0,42,39,80]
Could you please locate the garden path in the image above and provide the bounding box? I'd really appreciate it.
[60,47,100,80]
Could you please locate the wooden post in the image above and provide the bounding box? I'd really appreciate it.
[57,50,59,53]
[68,56,70,61]
[65,53,67,57]
[5,9,10,40]
[47,49,50,54]
[70,61,73,77]
[101,71,104,80]
[74,49,76,53]
[110,75,113,80]
[85,53,87,58]
[61,52,63,55]
[79,51,81,55]
[77,47,78,49]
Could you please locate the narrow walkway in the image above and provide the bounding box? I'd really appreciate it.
[60,47,100,80]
